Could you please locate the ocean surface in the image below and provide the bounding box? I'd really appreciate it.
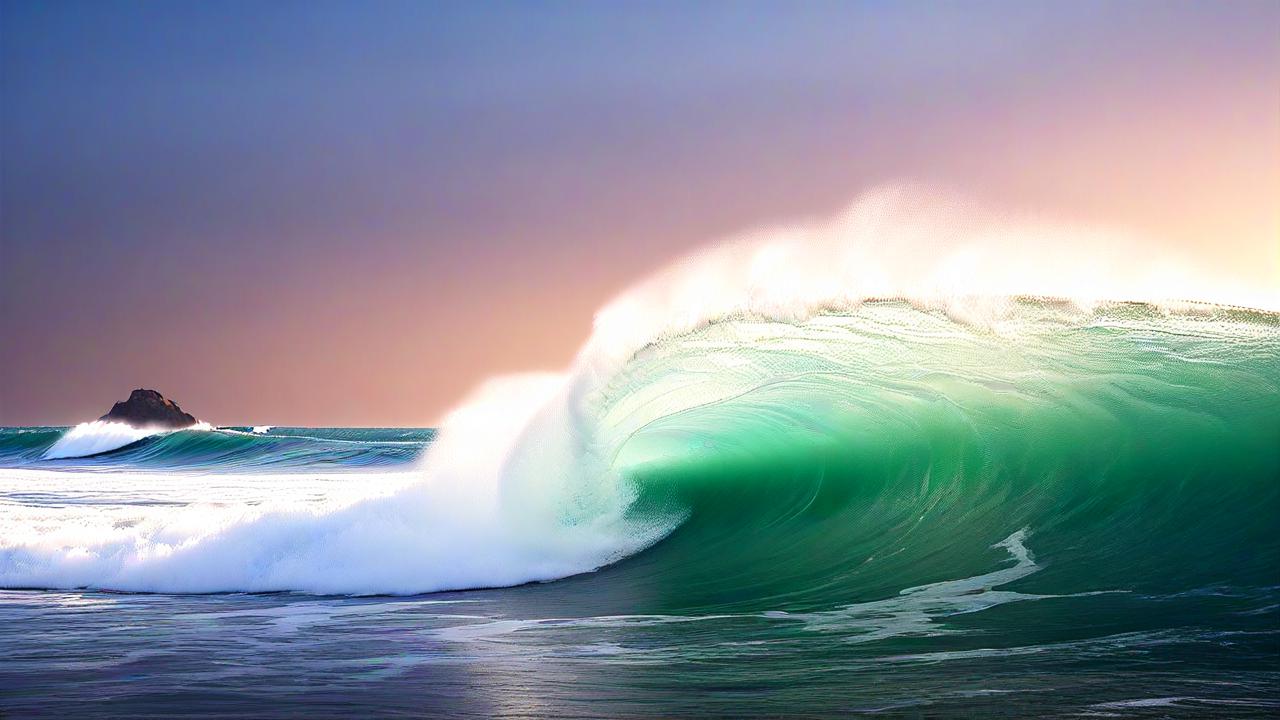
[2,300,1278,718]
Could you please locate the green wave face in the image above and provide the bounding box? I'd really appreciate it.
[590,301,1280,613]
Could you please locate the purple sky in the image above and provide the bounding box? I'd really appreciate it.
[2,1,1277,425]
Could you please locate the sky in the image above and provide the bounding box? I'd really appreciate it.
[2,0,1277,426]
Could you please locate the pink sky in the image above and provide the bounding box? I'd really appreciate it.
[2,1,1276,425]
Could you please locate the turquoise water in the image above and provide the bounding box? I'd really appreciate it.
[0,426,433,470]
[2,301,1277,717]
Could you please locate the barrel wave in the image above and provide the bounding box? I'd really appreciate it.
[2,191,1278,615]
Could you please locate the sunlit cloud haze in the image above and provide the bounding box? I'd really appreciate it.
[2,0,1277,426]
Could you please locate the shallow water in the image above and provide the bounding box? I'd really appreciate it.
[3,570,1277,717]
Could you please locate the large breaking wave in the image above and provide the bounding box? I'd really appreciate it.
[2,188,1277,598]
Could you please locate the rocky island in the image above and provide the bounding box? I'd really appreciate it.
[100,388,199,428]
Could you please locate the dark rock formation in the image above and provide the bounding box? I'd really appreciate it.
[99,389,198,428]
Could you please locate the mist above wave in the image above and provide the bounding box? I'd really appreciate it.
[589,186,1276,370]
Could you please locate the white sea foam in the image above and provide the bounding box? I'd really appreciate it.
[2,379,672,594]
[4,188,1276,594]
[251,426,273,434]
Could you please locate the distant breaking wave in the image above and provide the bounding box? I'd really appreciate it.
[1,187,1277,596]
[1,425,430,471]
[40,420,215,460]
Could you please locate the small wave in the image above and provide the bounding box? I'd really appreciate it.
[5,425,431,472]
[251,426,273,434]
[42,421,211,460]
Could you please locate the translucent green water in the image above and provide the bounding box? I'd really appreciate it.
[602,302,1279,613]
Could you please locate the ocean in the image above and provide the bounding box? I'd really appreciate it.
[2,300,1277,717]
